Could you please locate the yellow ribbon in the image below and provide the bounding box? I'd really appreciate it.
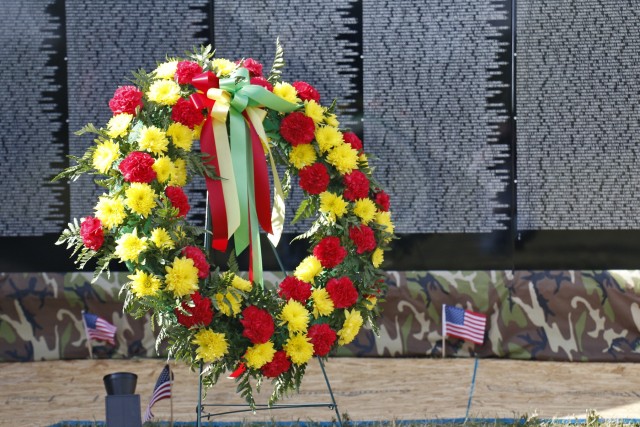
[206,87,240,239]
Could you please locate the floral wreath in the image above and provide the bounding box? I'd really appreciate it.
[56,44,395,406]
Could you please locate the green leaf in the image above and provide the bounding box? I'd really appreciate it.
[128,68,154,92]
[74,123,104,137]
[226,251,240,273]
[267,38,285,84]
[291,197,316,225]
[188,45,215,70]
[291,221,320,243]
[51,148,96,182]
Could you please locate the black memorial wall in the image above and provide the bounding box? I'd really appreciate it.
[1,0,639,271]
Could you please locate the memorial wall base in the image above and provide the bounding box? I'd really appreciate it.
[1,270,640,362]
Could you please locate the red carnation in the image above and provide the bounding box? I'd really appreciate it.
[279,112,315,146]
[241,58,264,77]
[165,186,190,217]
[250,76,273,92]
[175,61,203,85]
[171,98,204,129]
[292,81,320,103]
[343,170,370,201]
[308,323,337,356]
[374,189,390,212]
[182,246,210,279]
[278,276,312,303]
[80,217,104,250]
[349,225,376,254]
[313,237,347,269]
[118,151,156,183]
[175,291,214,328]
[261,350,291,378]
[326,277,358,308]
[240,306,275,344]
[343,132,363,152]
[298,163,330,195]
[108,85,144,115]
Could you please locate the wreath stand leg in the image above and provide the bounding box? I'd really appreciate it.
[196,200,343,426]
[196,357,343,425]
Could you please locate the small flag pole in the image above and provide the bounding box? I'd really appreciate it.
[169,364,174,427]
[441,304,446,359]
[81,310,93,359]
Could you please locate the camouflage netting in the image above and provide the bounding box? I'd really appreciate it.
[2,270,640,362]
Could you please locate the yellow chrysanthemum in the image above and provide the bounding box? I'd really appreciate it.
[311,288,335,318]
[192,329,228,362]
[150,227,174,250]
[147,79,181,106]
[326,143,358,175]
[279,300,310,333]
[315,126,343,153]
[128,269,162,297]
[304,100,325,124]
[319,192,348,223]
[153,60,178,80]
[324,113,339,127]
[273,82,300,104]
[365,295,378,310]
[152,156,174,183]
[167,122,193,151]
[193,124,203,139]
[215,291,242,317]
[92,139,120,173]
[289,144,317,169]
[138,125,169,155]
[283,334,314,365]
[353,198,377,225]
[94,196,126,229]
[375,211,395,241]
[114,229,148,263]
[165,256,199,298]
[245,341,276,369]
[293,255,322,284]
[125,182,157,217]
[337,309,363,345]
[212,58,237,76]
[169,158,187,186]
[106,114,133,138]
[231,275,253,292]
[371,247,384,268]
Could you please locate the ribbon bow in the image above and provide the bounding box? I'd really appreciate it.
[190,68,298,285]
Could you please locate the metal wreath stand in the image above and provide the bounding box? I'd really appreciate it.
[196,198,344,427]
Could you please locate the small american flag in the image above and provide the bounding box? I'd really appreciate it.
[82,312,116,345]
[144,364,173,422]
[443,305,487,345]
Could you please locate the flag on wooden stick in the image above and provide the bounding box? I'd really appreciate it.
[144,364,173,422]
[442,304,487,345]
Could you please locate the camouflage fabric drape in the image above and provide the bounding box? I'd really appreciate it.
[2,270,640,362]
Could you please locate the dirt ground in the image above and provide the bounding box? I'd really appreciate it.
[2,358,640,426]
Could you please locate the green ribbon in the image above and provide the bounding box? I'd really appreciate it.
[218,67,299,285]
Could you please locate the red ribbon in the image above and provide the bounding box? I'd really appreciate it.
[227,362,246,379]
[189,72,229,252]
[189,72,275,258]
